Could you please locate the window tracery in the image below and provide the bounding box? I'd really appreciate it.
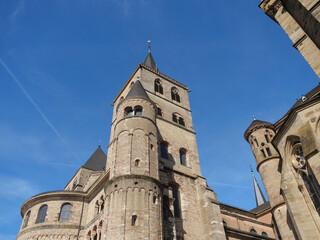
[171,87,180,103]
[154,79,163,94]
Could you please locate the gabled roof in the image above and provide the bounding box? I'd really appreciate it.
[144,52,157,71]
[82,146,107,171]
[125,80,151,101]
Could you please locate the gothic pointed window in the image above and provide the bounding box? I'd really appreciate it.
[154,79,163,94]
[157,107,162,117]
[250,228,257,234]
[23,211,31,228]
[171,87,180,103]
[36,205,48,223]
[179,148,187,166]
[160,142,169,159]
[59,203,72,222]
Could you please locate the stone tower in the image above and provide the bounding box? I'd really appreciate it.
[259,0,320,78]
[245,120,297,239]
[104,79,162,240]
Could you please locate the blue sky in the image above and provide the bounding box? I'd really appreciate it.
[0,0,319,238]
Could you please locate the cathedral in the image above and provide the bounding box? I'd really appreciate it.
[16,0,320,239]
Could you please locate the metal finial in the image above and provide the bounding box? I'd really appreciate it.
[147,40,151,53]
[253,116,256,121]
[99,139,101,148]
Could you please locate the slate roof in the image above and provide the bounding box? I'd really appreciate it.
[82,146,107,171]
[244,120,275,140]
[144,52,157,70]
[125,80,151,101]
[250,201,271,214]
[252,171,267,207]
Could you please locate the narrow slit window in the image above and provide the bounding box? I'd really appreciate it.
[135,159,140,167]
[157,108,162,116]
[160,142,169,159]
[23,211,31,228]
[131,215,137,226]
[261,149,266,158]
[266,147,272,157]
[179,149,187,166]
[265,134,269,143]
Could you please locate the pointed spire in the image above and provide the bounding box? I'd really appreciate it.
[98,139,101,148]
[125,79,151,101]
[144,40,157,70]
[251,166,267,207]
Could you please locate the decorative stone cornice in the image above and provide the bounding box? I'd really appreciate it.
[244,120,276,141]
[259,0,283,21]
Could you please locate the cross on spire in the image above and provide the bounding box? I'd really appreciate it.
[148,40,151,53]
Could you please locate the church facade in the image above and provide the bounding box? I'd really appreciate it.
[16,0,320,239]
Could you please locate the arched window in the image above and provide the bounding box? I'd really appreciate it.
[171,87,180,103]
[250,228,257,234]
[23,211,31,228]
[134,106,142,116]
[301,172,320,215]
[157,107,162,117]
[170,184,181,218]
[261,232,268,237]
[154,79,163,94]
[261,149,266,158]
[179,149,187,166]
[59,203,72,222]
[130,82,134,89]
[160,142,169,159]
[135,159,140,167]
[125,107,134,117]
[36,205,48,223]
[125,106,143,117]
[172,114,178,123]
[178,117,185,126]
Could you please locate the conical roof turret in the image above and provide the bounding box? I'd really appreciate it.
[125,80,151,101]
[244,119,275,141]
[144,52,157,70]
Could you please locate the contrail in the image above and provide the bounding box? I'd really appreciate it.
[0,57,81,163]
[207,181,251,190]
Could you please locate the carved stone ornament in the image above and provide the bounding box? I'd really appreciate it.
[291,144,306,170]
[266,0,283,19]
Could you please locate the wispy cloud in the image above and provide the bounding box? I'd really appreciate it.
[9,0,25,23]
[0,58,80,163]
[0,175,40,200]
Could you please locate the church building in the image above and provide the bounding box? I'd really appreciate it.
[16,0,320,239]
